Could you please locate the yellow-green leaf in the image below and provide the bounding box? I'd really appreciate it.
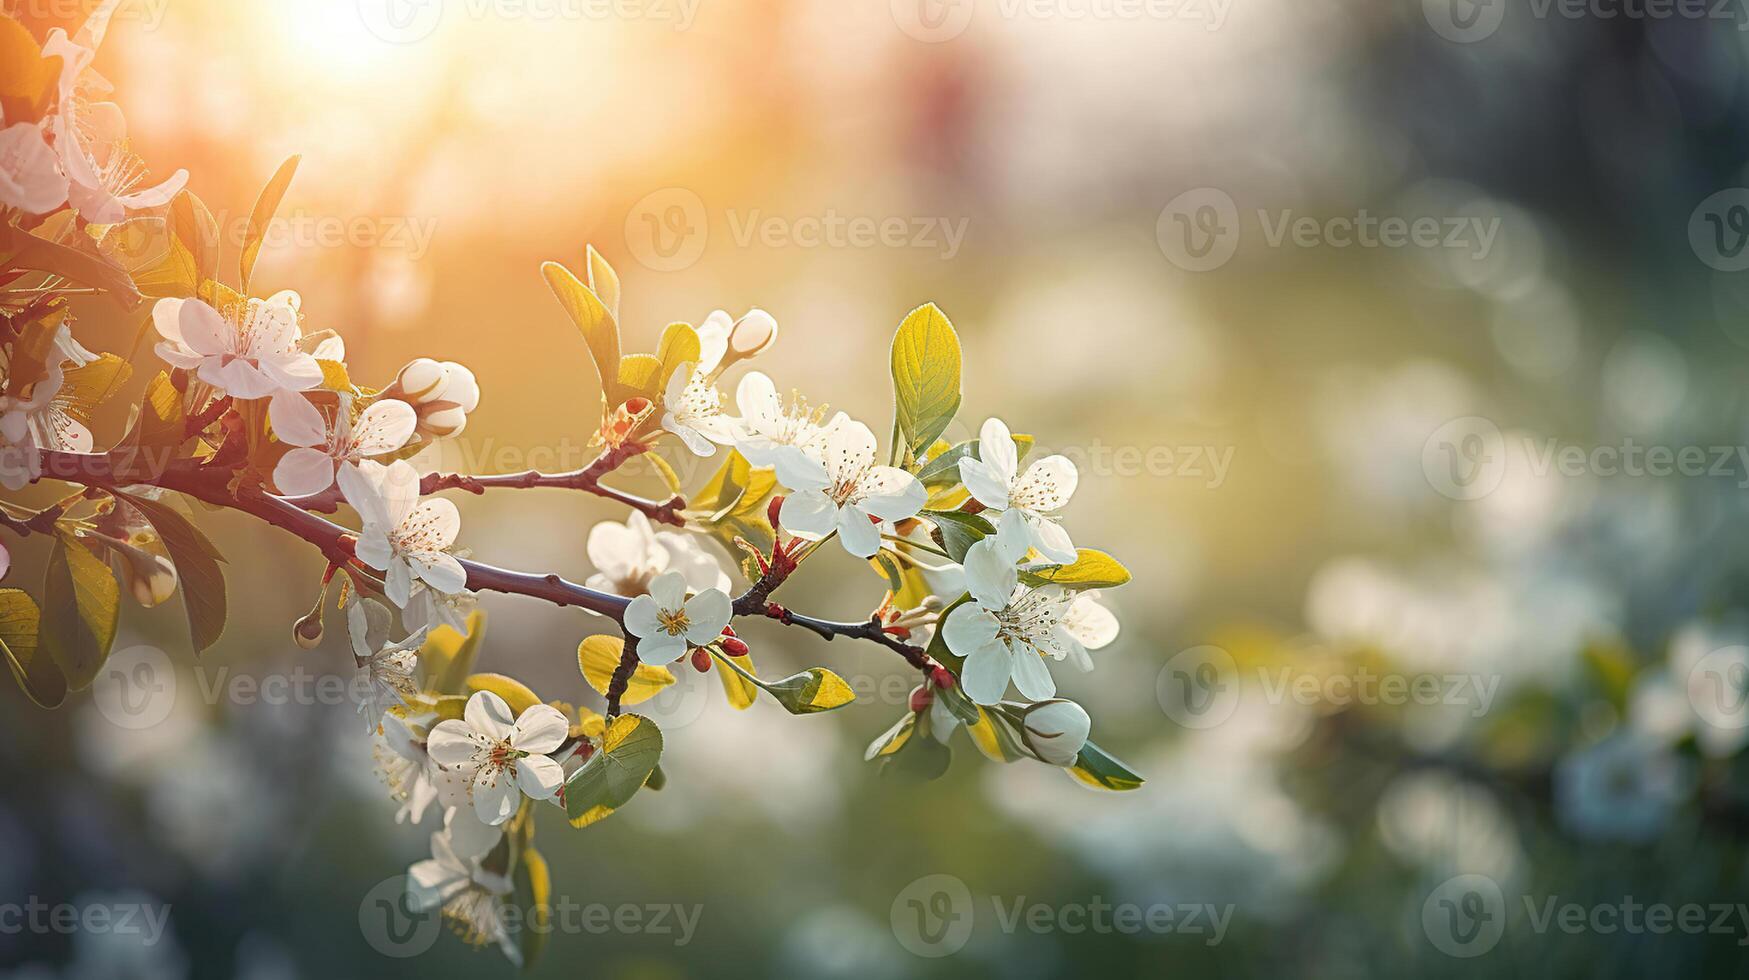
[654,322,700,391]
[41,533,120,691]
[1019,549,1131,591]
[0,589,64,708]
[60,354,131,427]
[239,155,300,292]
[109,371,185,481]
[565,713,663,824]
[616,353,662,400]
[168,190,220,286]
[115,491,227,652]
[0,223,140,306]
[466,672,541,716]
[542,261,624,406]
[713,650,758,710]
[585,244,620,322]
[716,656,856,715]
[512,844,552,971]
[578,634,674,706]
[420,610,486,695]
[1066,739,1145,791]
[890,302,962,463]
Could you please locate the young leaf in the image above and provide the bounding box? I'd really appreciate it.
[109,371,185,481]
[0,589,65,708]
[541,261,624,406]
[565,714,664,826]
[60,354,132,426]
[419,610,486,695]
[1019,549,1132,591]
[115,491,227,652]
[616,353,662,400]
[1066,739,1145,791]
[654,322,700,391]
[715,655,856,715]
[913,432,1035,488]
[890,302,962,463]
[41,533,120,691]
[864,711,916,761]
[168,190,221,285]
[239,155,300,292]
[877,709,952,781]
[585,244,621,321]
[965,706,1028,763]
[578,634,674,706]
[925,510,994,563]
[713,650,758,710]
[0,223,140,306]
[466,673,542,716]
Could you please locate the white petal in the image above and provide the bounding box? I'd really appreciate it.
[857,466,926,522]
[405,497,462,551]
[943,604,1000,658]
[177,299,233,356]
[338,460,391,527]
[426,721,486,767]
[834,505,881,558]
[464,690,516,741]
[1010,645,1058,702]
[978,417,1018,483]
[647,570,688,610]
[268,390,327,448]
[385,559,414,609]
[820,418,878,484]
[273,448,337,497]
[1028,514,1078,566]
[413,552,467,596]
[734,371,781,428]
[958,457,1011,510]
[379,460,423,529]
[350,399,418,456]
[624,595,662,640]
[961,640,1014,706]
[472,773,520,826]
[1013,455,1079,514]
[637,632,688,665]
[515,754,564,801]
[509,705,570,755]
[961,538,1019,610]
[1063,593,1119,650]
[681,589,731,645]
[445,809,502,860]
[779,490,838,539]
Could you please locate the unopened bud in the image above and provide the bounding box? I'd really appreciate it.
[1018,699,1092,767]
[393,358,447,403]
[440,361,480,413]
[930,666,956,690]
[690,647,713,673]
[420,404,469,438]
[624,396,652,418]
[728,309,778,357]
[721,624,736,638]
[909,684,934,714]
[721,636,749,657]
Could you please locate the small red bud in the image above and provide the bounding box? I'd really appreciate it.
[690,647,713,673]
[721,624,736,637]
[910,685,935,713]
[721,636,750,657]
[930,666,956,690]
[625,396,651,416]
[767,495,785,529]
[884,625,912,641]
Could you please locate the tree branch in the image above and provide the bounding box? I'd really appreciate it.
[754,601,940,676]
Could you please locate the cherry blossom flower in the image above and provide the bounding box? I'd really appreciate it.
[407,584,477,635]
[959,417,1079,564]
[660,360,737,456]
[272,398,417,497]
[623,570,731,664]
[374,714,463,825]
[425,690,568,826]
[51,98,186,224]
[1017,699,1091,766]
[732,371,847,488]
[347,597,429,734]
[0,361,83,491]
[338,459,466,608]
[777,419,926,559]
[1059,591,1119,672]
[407,828,521,966]
[386,357,480,441]
[151,294,325,445]
[585,512,731,603]
[943,535,1079,705]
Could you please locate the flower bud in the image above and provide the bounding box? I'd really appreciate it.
[293,608,325,649]
[728,309,778,357]
[690,647,713,673]
[394,358,448,403]
[420,404,469,438]
[440,361,480,413]
[909,684,934,714]
[721,636,749,657]
[1018,699,1091,767]
[930,666,956,690]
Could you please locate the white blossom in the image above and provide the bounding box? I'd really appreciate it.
[273,398,417,497]
[622,570,731,665]
[959,417,1079,564]
[777,418,925,558]
[425,690,568,826]
[338,459,466,609]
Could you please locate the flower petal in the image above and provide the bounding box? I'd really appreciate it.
[472,771,520,826]
[268,389,327,447]
[778,490,837,539]
[961,538,1019,610]
[943,603,1000,658]
[426,720,487,768]
[681,589,731,645]
[834,505,881,558]
[961,639,1013,706]
[978,417,1018,484]
[509,704,570,755]
[647,570,688,610]
[1010,645,1058,702]
[1013,454,1078,514]
[820,418,878,484]
[958,457,1010,510]
[349,399,417,457]
[515,754,565,801]
[464,690,516,741]
[857,466,925,521]
[624,594,662,640]
[271,447,336,497]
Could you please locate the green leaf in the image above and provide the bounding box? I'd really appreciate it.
[239,155,300,293]
[0,223,140,307]
[0,589,64,708]
[115,491,227,652]
[715,655,857,715]
[654,322,700,391]
[965,706,1029,764]
[41,533,120,691]
[1066,739,1145,791]
[1019,549,1132,591]
[541,261,624,407]
[924,593,972,672]
[168,190,221,286]
[889,303,963,464]
[877,708,952,781]
[578,634,674,706]
[565,714,664,825]
[512,844,552,972]
[864,711,916,761]
[419,609,486,695]
[925,510,994,563]
[913,433,1035,488]
[109,371,185,481]
[870,552,907,596]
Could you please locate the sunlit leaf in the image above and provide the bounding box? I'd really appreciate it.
[419,610,486,695]
[1066,738,1145,791]
[578,634,674,706]
[542,261,624,406]
[654,322,700,391]
[890,302,962,464]
[1019,549,1131,591]
[109,371,185,481]
[565,713,663,826]
[512,844,552,972]
[239,155,299,292]
[0,589,64,708]
[585,244,620,321]
[714,651,758,710]
[41,533,120,691]
[466,672,541,716]
[716,655,856,715]
[115,491,227,652]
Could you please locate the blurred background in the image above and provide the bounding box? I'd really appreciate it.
[7,0,1749,975]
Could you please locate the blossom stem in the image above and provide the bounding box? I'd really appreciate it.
[603,635,640,718]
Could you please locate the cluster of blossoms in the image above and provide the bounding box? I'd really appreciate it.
[0,6,1136,968]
